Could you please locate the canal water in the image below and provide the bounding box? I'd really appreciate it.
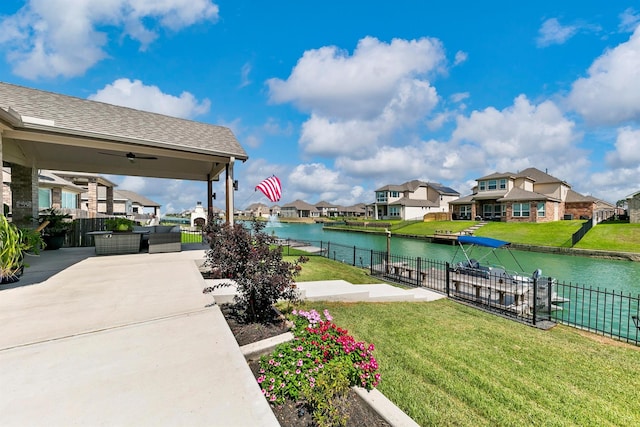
[265,221,640,296]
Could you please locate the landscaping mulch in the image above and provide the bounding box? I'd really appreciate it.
[219,303,391,427]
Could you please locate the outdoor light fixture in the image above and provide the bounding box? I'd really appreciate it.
[233,180,239,191]
[212,193,216,200]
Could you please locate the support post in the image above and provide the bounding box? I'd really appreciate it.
[225,157,235,225]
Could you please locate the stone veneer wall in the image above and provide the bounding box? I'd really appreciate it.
[629,194,640,224]
[10,164,38,226]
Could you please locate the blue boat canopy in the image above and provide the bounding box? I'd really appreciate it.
[457,235,511,248]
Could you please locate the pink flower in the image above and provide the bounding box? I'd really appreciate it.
[296,359,303,367]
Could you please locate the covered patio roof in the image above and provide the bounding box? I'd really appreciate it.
[0,82,247,222]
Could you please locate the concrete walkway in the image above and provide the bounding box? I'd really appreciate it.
[0,246,279,427]
[0,245,443,426]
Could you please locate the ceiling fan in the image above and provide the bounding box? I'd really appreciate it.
[99,151,158,162]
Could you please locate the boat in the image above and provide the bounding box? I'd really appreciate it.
[450,235,565,314]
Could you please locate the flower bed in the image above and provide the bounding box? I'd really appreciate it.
[256,309,381,426]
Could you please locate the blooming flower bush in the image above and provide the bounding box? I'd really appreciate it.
[257,308,381,424]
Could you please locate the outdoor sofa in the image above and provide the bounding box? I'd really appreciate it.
[133,225,182,254]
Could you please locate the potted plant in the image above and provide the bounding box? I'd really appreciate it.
[39,208,73,250]
[0,215,30,283]
[105,217,136,232]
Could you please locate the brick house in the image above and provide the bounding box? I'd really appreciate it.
[450,167,615,223]
[627,191,640,223]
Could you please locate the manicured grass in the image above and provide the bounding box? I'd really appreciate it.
[284,250,376,284]
[473,221,583,247]
[290,300,640,426]
[575,222,640,252]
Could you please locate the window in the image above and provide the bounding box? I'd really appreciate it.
[376,192,387,203]
[479,181,486,191]
[38,188,51,209]
[61,191,77,209]
[390,191,400,198]
[512,203,530,217]
[483,204,493,217]
[488,180,497,190]
[460,205,471,216]
[537,202,545,217]
[389,206,400,217]
[499,179,507,190]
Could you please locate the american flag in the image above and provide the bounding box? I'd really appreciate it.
[255,176,282,202]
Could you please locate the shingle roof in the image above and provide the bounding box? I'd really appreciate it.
[375,180,459,195]
[497,187,560,202]
[281,200,318,211]
[115,189,160,207]
[0,82,247,159]
[514,167,568,186]
[391,197,440,208]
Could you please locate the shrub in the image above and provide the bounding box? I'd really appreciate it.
[202,219,307,322]
[257,309,381,427]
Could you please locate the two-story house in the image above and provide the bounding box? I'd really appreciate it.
[372,180,460,220]
[450,167,615,223]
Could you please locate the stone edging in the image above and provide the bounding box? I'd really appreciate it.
[240,333,420,427]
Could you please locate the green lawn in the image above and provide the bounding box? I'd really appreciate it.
[290,300,640,426]
[472,221,583,247]
[575,222,640,252]
[284,249,375,284]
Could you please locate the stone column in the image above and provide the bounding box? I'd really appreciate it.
[51,187,62,209]
[10,164,38,227]
[87,179,98,218]
[106,186,114,215]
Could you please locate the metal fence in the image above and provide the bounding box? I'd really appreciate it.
[551,283,640,345]
[279,238,640,345]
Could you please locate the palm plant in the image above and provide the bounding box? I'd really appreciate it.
[0,215,29,283]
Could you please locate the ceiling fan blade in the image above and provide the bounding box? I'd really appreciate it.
[98,151,157,160]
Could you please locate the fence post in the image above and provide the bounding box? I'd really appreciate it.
[416,257,422,287]
[547,277,553,322]
[445,262,450,296]
[370,250,373,275]
[532,277,538,326]
[353,245,356,266]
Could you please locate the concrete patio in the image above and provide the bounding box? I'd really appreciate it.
[0,244,442,426]
[0,245,279,426]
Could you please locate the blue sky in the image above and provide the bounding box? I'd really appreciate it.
[1,1,640,214]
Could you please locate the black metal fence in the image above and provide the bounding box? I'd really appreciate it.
[279,238,640,345]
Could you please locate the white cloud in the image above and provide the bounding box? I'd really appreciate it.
[449,95,587,183]
[619,8,640,33]
[0,0,219,79]
[536,18,579,47]
[267,36,445,120]
[566,26,640,125]
[588,166,640,202]
[453,95,577,156]
[453,51,467,66]
[239,62,252,88]
[605,127,640,167]
[89,78,210,118]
